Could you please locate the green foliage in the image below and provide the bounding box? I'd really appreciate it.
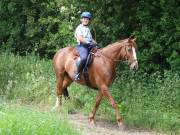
[0,52,54,103]
[111,70,180,133]
[0,0,179,72]
[133,0,180,72]
[0,0,76,58]
[0,104,81,135]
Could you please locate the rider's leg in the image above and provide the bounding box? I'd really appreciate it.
[74,44,89,80]
[74,57,83,80]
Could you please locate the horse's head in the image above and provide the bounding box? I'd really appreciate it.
[121,38,138,70]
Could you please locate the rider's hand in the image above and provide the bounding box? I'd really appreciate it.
[93,43,101,49]
[92,40,97,44]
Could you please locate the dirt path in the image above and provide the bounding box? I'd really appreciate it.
[68,113,165,135]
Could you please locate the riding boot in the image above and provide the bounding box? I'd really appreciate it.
[74,57,83,81]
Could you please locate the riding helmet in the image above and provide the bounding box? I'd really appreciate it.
[81,12,92,19]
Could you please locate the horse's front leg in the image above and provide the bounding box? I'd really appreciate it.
[100,85,125,128]
[89,91,103,125]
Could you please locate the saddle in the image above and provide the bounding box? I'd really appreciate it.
[73,45,101,68]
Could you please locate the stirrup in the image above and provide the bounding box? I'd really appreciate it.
[74,73,81,81]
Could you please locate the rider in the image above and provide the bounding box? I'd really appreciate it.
[74,11,97,81]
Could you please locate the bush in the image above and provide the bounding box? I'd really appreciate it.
[0,52,55,104]
[1,0,179,71]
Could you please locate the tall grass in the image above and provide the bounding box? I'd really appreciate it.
[0,52,55,104]
[0,52,179,134]
[114,71,180,134]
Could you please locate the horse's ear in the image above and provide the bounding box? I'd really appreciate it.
[132,38,136,42]
[129,35,136,42]
[129,35,135,39]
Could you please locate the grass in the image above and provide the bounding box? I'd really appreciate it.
[0,102,81,135]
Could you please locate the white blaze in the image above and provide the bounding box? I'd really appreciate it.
[132,47,137,60]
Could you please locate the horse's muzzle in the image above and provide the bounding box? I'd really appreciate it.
[130,60,138,70]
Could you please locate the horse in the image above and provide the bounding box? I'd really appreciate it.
[52,37,138,127]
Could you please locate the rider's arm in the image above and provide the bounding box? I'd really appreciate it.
[76,35,89,44]
[77,35,97,45]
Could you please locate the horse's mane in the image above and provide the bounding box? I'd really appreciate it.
[105,38,129,48]
[117,38,129,43]
[104,38,137,50]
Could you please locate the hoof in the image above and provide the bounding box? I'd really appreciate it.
[117,122,126,131]
[89,119,95,125]
[89,115,96,127]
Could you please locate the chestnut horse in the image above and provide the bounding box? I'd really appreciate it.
[52,37,138,127]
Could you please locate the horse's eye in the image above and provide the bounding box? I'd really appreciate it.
[128,48,132,52]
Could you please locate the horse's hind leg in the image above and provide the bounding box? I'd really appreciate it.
[52,72,64,111]
[52,74,73,111]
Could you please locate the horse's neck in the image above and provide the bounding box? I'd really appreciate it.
[102,42,123,61]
